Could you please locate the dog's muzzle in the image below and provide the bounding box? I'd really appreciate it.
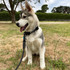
[16,23,20,27]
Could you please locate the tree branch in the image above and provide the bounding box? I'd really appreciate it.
[15,0,24,10]
[9,0,14,11]
[3,0,10,13]
[15,1,19,10]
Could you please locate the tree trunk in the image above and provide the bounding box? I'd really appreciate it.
[10,11,16,23]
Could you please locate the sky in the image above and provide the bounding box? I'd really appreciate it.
[28,0,70,13]
[47,0,70,13]
[0,0,70,13]
[30,0,70,13]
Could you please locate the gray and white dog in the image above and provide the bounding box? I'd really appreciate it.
[16,1,45,69]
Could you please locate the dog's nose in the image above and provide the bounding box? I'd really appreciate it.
[16,23,20,27]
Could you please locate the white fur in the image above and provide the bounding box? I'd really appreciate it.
[18,19,28,27]
[39,46,45,69]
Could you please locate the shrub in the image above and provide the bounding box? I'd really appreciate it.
[0,11,11,21]
[0,12,70,21]
[36,13,70,21]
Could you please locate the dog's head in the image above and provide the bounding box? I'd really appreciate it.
[16,1,39,32]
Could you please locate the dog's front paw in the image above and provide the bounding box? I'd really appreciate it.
[40,63,45,69]
[22,58,26,62]
[27,61,32,65]
[22,56,27,62]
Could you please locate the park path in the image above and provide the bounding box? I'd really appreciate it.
[40,21,70,24]
[0,21,70,24]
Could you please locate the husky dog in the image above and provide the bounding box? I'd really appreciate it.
[16,1,45,69]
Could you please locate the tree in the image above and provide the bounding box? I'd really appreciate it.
[0,3,5,11]
[0,0,47,23]
[63,6,70,14]
[41,4,48,13]
[1,0,24,23]
[52,6,70,14]
[0,3,5,8]
[36,4,48,13]
[51,7,56,13]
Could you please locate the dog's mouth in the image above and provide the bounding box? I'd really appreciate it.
[20,23,28,32]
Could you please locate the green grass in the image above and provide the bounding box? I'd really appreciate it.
[0,24,22,39]
[0,23,70,38]
[41,24,70,37]
[46,57,66,70]
[0,23,70,70]
[66,41,70,47]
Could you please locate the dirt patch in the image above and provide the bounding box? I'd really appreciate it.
[0,63,9,70]
[0,35,23,70]
[45,34,70,64]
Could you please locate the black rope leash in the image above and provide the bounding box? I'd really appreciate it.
[15,33,26,70]
[15,26,39,70]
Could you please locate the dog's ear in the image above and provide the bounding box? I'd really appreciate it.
[20,3,24,10]
[25,0,33,12]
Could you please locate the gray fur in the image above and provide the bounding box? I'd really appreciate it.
[39,32,44,47]
[20,10,32,18]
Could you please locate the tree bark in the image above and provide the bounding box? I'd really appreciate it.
[10,11,16,23]
[3,0,16,23]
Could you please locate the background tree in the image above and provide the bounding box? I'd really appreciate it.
[36,4,48,13]
[0,3,5,12]
[63,6,70,14]
[2,0,24,23]
[51,7,56,13]
[0,0,47,23]
[51,6,70,14]
[41,4,48,13]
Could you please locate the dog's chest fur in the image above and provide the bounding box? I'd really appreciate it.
[26,27,43,53]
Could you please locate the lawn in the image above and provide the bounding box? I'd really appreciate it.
[0,23,70,70]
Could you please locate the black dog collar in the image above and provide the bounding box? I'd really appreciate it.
[24,26,39,35]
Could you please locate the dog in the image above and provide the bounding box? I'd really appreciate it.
[16,1,45,69]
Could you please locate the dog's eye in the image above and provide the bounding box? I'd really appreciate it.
[23,16,26,18]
